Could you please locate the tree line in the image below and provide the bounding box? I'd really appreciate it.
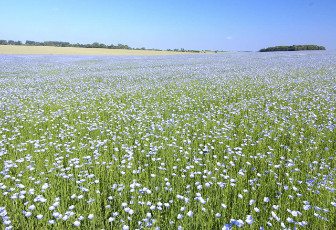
[259,45,326,52]
[0,39,201,53]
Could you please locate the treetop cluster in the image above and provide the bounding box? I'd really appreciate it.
[0,39,201,53]
[259,45,325,52]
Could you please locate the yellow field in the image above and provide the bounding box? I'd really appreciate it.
[0,45,200,56]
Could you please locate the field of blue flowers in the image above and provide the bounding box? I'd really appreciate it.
[0,51,335,229]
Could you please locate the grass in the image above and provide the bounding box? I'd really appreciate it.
[0,51,335,229]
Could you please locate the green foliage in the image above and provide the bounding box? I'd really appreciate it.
[260,45,326,52]
[1,39,133,50]
[0,39,204,52]
[43,41,70,47]
[0,40,7,45]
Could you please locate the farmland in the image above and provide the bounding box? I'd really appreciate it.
[0,45,201,56]
[0,51,335,229]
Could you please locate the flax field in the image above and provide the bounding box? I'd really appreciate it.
[0,51,335,229]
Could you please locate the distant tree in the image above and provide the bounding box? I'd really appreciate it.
[44,41,53,46]
[91,42,100,48]
[259,45,325,52]
[99,43,106,48]
[3,38,141,50]
[25,40,36,45]
[60,42,70,47]
[115,43,131,49]
[108,44,115,49]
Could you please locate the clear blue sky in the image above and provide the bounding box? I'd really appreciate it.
[1,0,335,51]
